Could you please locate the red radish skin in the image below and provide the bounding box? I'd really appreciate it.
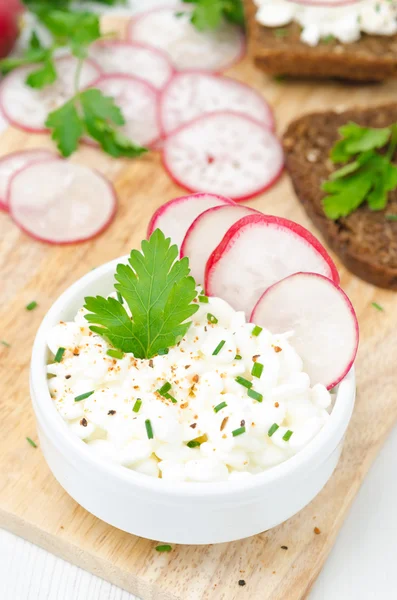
[180,204,256,285]
[147,192,235,249]
[251,272,359,389]
[91,74,161,148]
[0,149,59,211]
[9,161,117,245]
[127,6,246,73]
[0,0,23,59]
[205,213,339,314]
[0,56,100,133]
[88,41,174,90]
[159,71,274,137]
[162,111,284,202]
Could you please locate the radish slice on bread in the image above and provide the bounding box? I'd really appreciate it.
[206,213,339,315]
[148,193,235,249]
[9,161,116,244]
[128,7,245,72]
[0,149,59,211]
[92,75,161,147]
[163,111,284,201]
[160,72,274,136]
[251,272,359,389]
[180,204,256,285]
[0,56,100,133]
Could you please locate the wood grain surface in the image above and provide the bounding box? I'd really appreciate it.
[1,14,397,600]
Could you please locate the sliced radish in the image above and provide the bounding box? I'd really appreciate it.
[160,72,274,136]
[206,214,340,315]
[128,7,245,72]
[163,112,284,201]
[251,273,359,389]
[0,56,100,133]
[88,41,173,90]
[288,1,359,5]
[180,204,256,285]
[92,74,160,147]
[9,161,116,244]
[147,192,235,249]
[0,149,58,211]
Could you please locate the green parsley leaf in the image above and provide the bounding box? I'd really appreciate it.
[323,122,397,219]
[35,9,101,58]
[26,57,57,88]
[46,98,84,157]
[84,230,199,359]
[182,0,244,30]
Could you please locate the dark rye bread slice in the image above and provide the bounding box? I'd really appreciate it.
[244,0,397,81]
[282,104,397,290]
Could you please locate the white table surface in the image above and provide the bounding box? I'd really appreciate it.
[2,0,397,598]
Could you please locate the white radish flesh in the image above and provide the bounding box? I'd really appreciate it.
[180,204,255,285]
[160,72,274,136]
[147,192,235,249]
[251,272,359,389]
[0,56,100,132]
[9,161,116,244]
[0,149,58,211]
[163,111,284,201]
[206,213,340,315]
[128,7,245,72]
[88,41,173,90]
[92,74,160,147]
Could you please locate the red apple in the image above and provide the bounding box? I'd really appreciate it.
[0,0,23,59]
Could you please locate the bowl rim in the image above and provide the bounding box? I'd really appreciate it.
[31,254,356,498]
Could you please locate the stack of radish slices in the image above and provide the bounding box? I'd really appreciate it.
[149,193,359,390]
[0,150,116,243]
[0,7,281,202]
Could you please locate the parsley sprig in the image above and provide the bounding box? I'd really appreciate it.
[322,122,397,219]
[181,0,244,31]
[84,230,199,359]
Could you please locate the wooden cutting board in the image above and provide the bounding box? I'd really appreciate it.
[1,15,397,600]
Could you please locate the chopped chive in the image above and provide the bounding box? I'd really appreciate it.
[268,423,279,437]
[145,419,154,439]
[26,437,37,448]
[252,325,263,337]
[155,544,172,552]
[207,313,218,324]
[1,340,10,347]
[247,388,263,403]
[232,426,246,437]
[133,399,142,413]
[187,440,201,448]
[74,391,94,402]
[198,295,209,303]
[371,302,384,312]
[235,376,252,389]
[116,291,123,304]
[251,362,264,378]
[234,354,242,360]
[54,347,65,363]
[158,382,172,396]
[164,393,177,404]
[283,430,293,441]
[26,301,38,311]
[214,401,227,413]
[158,348,169,355]
[274,27,288,38]
[386,214,397,221]
[106,349,125,359]
[212,340,225,355]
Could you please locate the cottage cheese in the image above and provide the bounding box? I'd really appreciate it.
[47,292,333,482]
[254,0,397,46]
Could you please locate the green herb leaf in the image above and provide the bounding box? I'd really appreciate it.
[106,349,125,359]
[46,98,84,157]
[247,388,263,402]
[133,399,142,413]
[182,0,244,30]
[26,301,38,311]
[232,426,246,437]
[74,391,94,402]
[26,57,57,88]
[155,544,172,552]
[1,340,10,347]
[282,430,293,441]
[214,401,227,413]
[212,340,225,355]
[235,376,252,389]
[145,419,154,439]
[26,437,38,448]
[268,423,279,437]
[371,302,384,312]
[54,347,66,362]
[84,230,199,359]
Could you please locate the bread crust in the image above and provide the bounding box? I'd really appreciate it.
[282,105,397,290]
[245,0,397,81]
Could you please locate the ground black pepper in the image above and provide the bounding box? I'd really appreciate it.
[238,580,246,587]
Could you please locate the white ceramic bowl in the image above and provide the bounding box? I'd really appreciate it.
[30,256,356,545]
